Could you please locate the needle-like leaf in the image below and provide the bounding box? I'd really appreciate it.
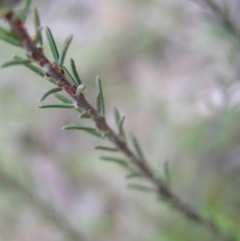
[95,146,118,152]
[96,76,105,115]
[59,35,73,67]
[33,8,43,46]
[70,59,82,85]
[15,0,31,21]
[130,135,145,160]
[114,108,121,125]
[79,112,92,119]
[127,184,154,193]
[45,27,59,62]
[163,160,171,185]
[0,27,23,46]
[63,66,78,86]
[39,103,76,109]
[39,87,63,102]
[114,108,125,138]
[14,56,45,78]
[1,59,31,68]
[125,172,142,179]
[100,156,128,167]
[54,93,72,104]
[63,124,102,137]
[119,116,126,139]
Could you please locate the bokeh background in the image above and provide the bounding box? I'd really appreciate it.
[0,0,240,240]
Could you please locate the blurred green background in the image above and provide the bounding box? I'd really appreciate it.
[0,0,240,240]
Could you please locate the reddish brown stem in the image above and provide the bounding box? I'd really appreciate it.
[3,12,236,241]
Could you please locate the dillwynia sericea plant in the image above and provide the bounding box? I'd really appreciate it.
[0,0,237,241]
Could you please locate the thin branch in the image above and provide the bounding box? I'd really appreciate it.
[1,11,236,241]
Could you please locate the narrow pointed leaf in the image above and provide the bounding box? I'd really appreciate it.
[114,108,125,138]
[23,62,45,77]
[100,156,128,167]
[63,124,102,137]
[54,93,72,104]
[70,59,82,85]
[39,87,63,102]
[54,94,82,113]
[114,108,121,125]
[119,116,126,138]
[1,59,31,68]
[63,66,77,85]
[39,103,76,109]
[33,8,43,46]
[96,76,105,115]
[45,78,56,84]
[14,56,45,77]
[59,35,73,67]
[45,27,59,62]
[101,132,113,139]
[79,112,92,119]
[127,184,154,193]
[163,161,171,185]
[125,172,142,179]
[131,135,145,159]
[96,92,102,115]
[0,26,23,46]
[15,0,31,21]
[95,146,118,152]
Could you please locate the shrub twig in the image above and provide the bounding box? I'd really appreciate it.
[0,2,237,241]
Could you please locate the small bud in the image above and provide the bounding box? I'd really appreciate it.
[42,63,51,73]
[76,84,86,95]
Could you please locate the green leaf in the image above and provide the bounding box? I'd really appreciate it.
[39,87,63,102]
[59,35,73,67]
[63,66,78,86]
[100,156,128,167]
[114,108,121,125]
[114,108,125,138]
[63,124,102,137]
[13,56,55,84]
[45,27,59,62]
[96,76,105,115]
[54,94,82,112]
[163,160,171,185]
[95,146,118,152]
[130,135,145,159]
[119,116,126,138]
[79,112,92,119]
[0,26,23,46]
[54,93,72,104]
[15,0,31,21]
[14,56,45,77]
[1,59,31,68]
[45,78,56,84]
[127,184,154,193]
[70,59,82,85]
[125,172,142,179]
[33,8,43,46]
[39,103,76,109]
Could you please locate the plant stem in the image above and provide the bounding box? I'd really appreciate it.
[3,12,236,241]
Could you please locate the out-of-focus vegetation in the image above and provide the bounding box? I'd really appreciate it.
[0,0,240,240]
